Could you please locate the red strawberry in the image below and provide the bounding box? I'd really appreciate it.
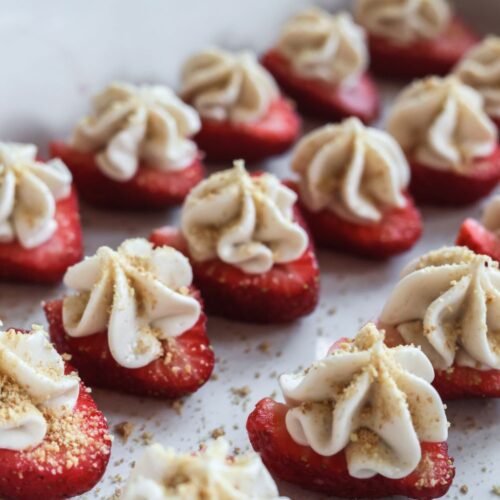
[456,218,500,261]
[261,50,379,124]
[247,398,454,500]
[191,98,300,163]
[409,147,500,205]
[0,187,83,284]
[367,17,478,79]
[44,297,214,398]
[50,141,204,210]
[0,369,111,499]
[150,221,320,324]
[287,182,422,259]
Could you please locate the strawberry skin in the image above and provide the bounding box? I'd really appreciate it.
[456,218,500,262]
[368,17,478,79]
[0,187,83,284]
[50,141,204,210]
[433,365,500,400]
[44,297,214,398]
[287,182,422,259]
[409,147,500,206]
[261,50,379,124]
[247,398,454,499]
[0,378,111,499]
[191,98,300,163]
[150,220,320,324]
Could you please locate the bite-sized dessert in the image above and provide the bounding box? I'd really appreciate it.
[150,161,319,323]
[0,142,82,283]
[0,325,111,499]
[355,0,478,79]
[456,195,500,261]
[262,8,379,123]
[387,76,500,205]
[180,48,300,162]
[380,246,500,399]
[247,323,453,499]
[44,238,214,398]
[121,438,288,499]
[50,82,204,209]
[454,36,500,129]
[288,118,422,259]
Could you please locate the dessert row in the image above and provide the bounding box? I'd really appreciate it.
[2,6,500,284]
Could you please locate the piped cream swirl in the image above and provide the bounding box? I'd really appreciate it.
[276,9,368,86]
[181,161,308,274]
[280,323,448,479]
[181,48,278,124]
[72,82,201,181]
[292,118,410,224]
[62,238,201,369]
[381,246,500,370]
[387,76,497,172]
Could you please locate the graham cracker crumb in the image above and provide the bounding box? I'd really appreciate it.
[114,422,134,443]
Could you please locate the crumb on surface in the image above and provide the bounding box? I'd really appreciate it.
[114,421,134,443]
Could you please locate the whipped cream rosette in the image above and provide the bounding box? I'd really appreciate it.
[279,323,448,479]
[121,438,288,500]
[0,142,72,249]
[181,161,308,274]
[454,36,500,120]
[292,117,410,224]
[276,9,368,87]
[181,48,278,124]
[354,0,451,44]
[381,246,500,371]
[62,238,201,369]
[0,326,79,451]
[387,76,498,172]
[72,82,201,181]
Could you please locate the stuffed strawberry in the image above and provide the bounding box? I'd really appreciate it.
[150,161,319,323]
[44,238,214,398]
[50,82,204,210]
[0,142,82,283]
[121,438,286,499]
[380,246,500,399]
[288,118,422,259]
[180,48,300,162]
[456,195,500,261]
[355,0,478,79]
[247,323,454,499]
[262,9,379,124]
[454,36,500,130]
[0,326,111,499]
[387,76,500,205]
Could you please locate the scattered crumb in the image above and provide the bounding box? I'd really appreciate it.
[257,341,271,353]
[211,427,225,439]
[170,399,184,415]
[114,422,134,443]
[459,485,468,494]
[231,386,251,398]
[139,432,154,445]
[492,485,500,496]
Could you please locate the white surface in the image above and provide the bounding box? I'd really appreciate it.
[0,1,499,499]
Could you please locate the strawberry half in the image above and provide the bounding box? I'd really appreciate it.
[367,17,478,79]
[456,218,500,262]
[409,147,500,205]
[191,97,300,163]
[247,398,454,499]
[0,372,111,499]
[150,221,320,324]
[44,297,214,398]
[50,141,204,210]
[261,49,379,124]
[0,187,83,284]
[287,182,422,259]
